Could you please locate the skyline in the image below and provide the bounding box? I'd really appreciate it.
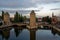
[0,0,60,17]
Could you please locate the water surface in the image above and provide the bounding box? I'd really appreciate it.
[0,27,60,40]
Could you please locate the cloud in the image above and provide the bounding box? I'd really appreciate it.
[51,8,60,10]
[31,0,60,4]
[0,0,60,8]
[0,0,60,17]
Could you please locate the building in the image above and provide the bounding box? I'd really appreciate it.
[0,19,4,26]
[57,17,60,22]
[30,10,36,29]
[4,12,11,25]
[56,16,60,24]
[51,13,58,24]
[38,18,42,22]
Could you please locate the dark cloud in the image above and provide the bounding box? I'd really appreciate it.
[51,8,60,10]
[0,0,60,8]
[0,9,40,15]
[0,0,37,8]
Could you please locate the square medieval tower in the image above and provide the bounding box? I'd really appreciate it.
[4,12,11,25]
[30,10,36,29]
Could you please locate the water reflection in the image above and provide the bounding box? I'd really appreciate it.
[36,29,60,40]
[51,29,60,36]
[30,30,36,40]
[0,27,60,40]
[1,29,10,40]
[14,27,23,37]
[51,29,56,35]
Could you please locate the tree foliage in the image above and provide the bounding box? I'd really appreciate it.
[14,11,19,22]
[2,11,4,20]
[42,16,51,24]
[14,11,26,23]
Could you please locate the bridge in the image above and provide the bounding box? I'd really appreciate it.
[38,23,60,32]
[51,25,60,33]
[0,23,27,29]
[0,23,60,33]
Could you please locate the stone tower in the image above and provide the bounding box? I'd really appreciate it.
[30,10,36,29]
[4,12,11,25]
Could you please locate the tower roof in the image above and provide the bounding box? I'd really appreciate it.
[30,10,35,14]
[31,10,34,13]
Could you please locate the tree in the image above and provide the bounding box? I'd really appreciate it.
[2,11,4,20]
[20,14,24,22]
[23,16,27,23]
[14,11,19,23]
[42,16,52,24]
[46,16,52,24]
[14,12,25,23]
[42,17,46,22]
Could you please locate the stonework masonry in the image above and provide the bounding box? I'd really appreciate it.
[4,13,11,25]
[30,10,36,29]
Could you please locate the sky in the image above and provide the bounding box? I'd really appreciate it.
[0,0,60,17]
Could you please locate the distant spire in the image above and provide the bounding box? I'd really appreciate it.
[52,12,54,17]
